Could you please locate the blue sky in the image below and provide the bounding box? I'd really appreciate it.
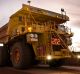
[0,0,80,51]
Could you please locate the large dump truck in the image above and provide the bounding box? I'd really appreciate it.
[0,4,73,69]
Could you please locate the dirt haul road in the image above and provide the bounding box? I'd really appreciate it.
[0,65,80,74]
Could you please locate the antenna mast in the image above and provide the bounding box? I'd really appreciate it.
[27,0,31,6]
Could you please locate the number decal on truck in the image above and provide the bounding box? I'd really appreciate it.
[51,38,61,45]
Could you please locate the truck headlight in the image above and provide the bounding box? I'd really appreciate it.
[77,55,80,59]
[0,43,4,46]
[47,55,52,60]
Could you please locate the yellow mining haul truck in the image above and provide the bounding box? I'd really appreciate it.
[0,4,73,69]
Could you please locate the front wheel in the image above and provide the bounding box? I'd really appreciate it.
[10,42,34,69]
[49,59,64,68]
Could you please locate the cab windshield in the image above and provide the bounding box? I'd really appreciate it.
[58,25,65,32]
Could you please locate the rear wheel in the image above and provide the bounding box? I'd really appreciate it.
[10,42,34,69]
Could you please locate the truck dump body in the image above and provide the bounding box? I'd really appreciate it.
[0,4,69,44]
[0,4,70,44]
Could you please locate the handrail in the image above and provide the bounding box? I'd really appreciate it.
[53,28,75,57]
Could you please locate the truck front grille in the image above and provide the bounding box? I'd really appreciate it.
[52,45,63,51]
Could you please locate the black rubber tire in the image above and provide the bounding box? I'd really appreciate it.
[0,46,9,66]
[10,42,34,69]
[49,59,64,68]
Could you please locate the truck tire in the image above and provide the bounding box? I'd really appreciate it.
[10,42,33,69]
[0,46,8,66]
[49,59,64,68]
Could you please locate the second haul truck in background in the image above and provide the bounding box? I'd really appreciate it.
[0,4,73,69]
